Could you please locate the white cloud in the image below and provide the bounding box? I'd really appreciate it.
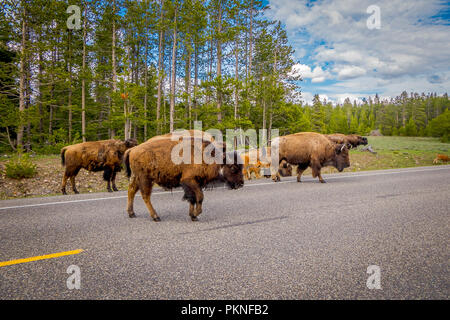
[289,63,331,83]
[267,0,450,96]
[335,65,367,80]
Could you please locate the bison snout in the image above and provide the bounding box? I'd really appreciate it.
[229,181,244,189]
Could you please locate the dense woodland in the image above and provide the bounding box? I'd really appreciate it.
[0,0,449,155]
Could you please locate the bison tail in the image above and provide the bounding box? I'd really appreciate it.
[124,149,132,178]
[61,147,67,166]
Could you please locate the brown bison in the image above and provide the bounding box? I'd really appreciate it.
[124,134,244,222]
[272,132,350,183]
[326,133,368,148]
[433,154,450,164]
[240,152,269,180]
[60,139,138,194]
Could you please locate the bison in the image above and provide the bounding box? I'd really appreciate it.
[124,134,244,222]
[242,147,293,180]
[240,153,267,180]
[325,133,368,148]
[60,139,138,194]
[433,154,450,164]
[272,132,350,183]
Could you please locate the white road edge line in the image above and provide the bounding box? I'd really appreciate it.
[0,166,448,211]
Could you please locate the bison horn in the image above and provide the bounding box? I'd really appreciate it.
[340,144,346,152]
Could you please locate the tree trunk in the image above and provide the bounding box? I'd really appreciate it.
[216,2,222,123]
[81,2,87,142]
[248,0,253,76]
[38,46,43,142]
[111,0,117,138]
[169,6,177,133]
[143,0,149,140]
[68,29,73,142]
[193,43,198,122]
[185,48,191,129]
[156,0,165,134]
[234,38,239,120]
[17,6,26,150]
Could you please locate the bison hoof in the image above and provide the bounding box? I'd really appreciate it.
[191,216,199,222]
[62,190,67,195]
[74,190,79,194]
[128,212,136,218]
[153,217,161,222]
[297,177,302,182]
[113,187,119,192]
[107,189,113,193]
[320,180,326,183]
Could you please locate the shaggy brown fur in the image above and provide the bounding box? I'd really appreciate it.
[325,133,368,148]
[60,139,137,194]
[272,132,350,183]
[124,134,244,222]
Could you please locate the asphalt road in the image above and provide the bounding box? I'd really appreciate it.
[0,166,449,299]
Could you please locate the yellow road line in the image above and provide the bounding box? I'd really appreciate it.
[0,249,83,267]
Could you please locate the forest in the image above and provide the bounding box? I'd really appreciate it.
[0,0,449,155]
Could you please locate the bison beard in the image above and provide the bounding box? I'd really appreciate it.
[124,135,244,222]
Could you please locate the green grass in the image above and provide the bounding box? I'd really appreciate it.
[366,136,450,154]
[345,136,450,172]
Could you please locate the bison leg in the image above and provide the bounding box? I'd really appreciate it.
[311,161,325,183]
[126,175,139,218]
[68,168,80,194]
[181,179,203,221]
[61,172,69,195]
[103,167,113,192]
[111,170,119,191]
[243,167,251,180]
[272,171,281,182]
[70,176,79,193]
[140,181,160,222]
[296,163,309,182]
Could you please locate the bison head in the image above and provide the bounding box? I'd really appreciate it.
[125,138,138,148]
[347,135,368,148]
[220,151,244,189]
[334,144,350,172]
[359,136,368,146]
[278,159,292,177]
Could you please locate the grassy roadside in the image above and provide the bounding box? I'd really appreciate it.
[0,136,448,200]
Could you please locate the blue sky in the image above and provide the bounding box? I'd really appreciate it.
[264,0,450,104]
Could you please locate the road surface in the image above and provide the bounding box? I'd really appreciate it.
[0,166,449,299]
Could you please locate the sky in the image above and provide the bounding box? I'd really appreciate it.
[264,0,450,105]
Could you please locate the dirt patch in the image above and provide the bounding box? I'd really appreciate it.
[0,156,130,199]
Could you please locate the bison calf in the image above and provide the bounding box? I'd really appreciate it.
[124,134,244,222]
[272,132,350,183]
[60,139,137,194]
